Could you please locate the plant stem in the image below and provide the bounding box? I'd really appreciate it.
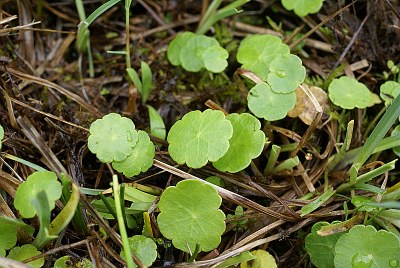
[113,175,135,268]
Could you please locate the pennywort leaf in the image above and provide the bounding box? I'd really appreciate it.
[328,76,380,109]
[281,0,324,17]
[267,54,306,94]
[14,171,62,219]
[157,180,226,253]
[112,131,155,177]
[305,221,344,268]
[7,244,44,268]
[167,109,233,168]
[240,250,277,268]
[213,113,265,173]
[380,80,400,107]
[237,34,290,81]
[167,32,228,73]
[334,225,400,267]
[88,113,138,163]
[120,235,157,267]
[248,82,296,121]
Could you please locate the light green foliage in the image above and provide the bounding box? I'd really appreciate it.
[305,222,344,268]
[237,34,290,81]
[112,131,155,177]
[120,235,157,267]
[167,32,195,66]
[213,113,265,172]
[167,32,228,73]
[167,109,233,168]
[54,256,93,268]
[0,249,5,257]
[300,188,335,216]
[380,81,400,107]
[205,176,225,187]
[88,113,138,163]
[391,125,400,156]
[247,82,296,121]
[126,61,153,104]
[240,250,277,268]
[0,124,3,150]
[157,180,226,252]
[267,54,306,94]
[328,76,380,109]
[202,45,229,73]
[281,0,324,17]
[147,105,166,140]
[216,251,255,268]
[14,171,62,219]
[7,244,44,268]
[334,225,400,267]
[0,224,17,251]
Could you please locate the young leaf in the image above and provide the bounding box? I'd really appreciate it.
[157,180,226,252]
[334,225,400,267]
[281,0,324,17]
[213,113,265,173]
[167,32,196,66]
[147,105,166,140]
[305,221,344,268]
[300,188,335,216]
[54,256,93,268]
[88,113,138,163]
[380,81,400,107]
[180,35,220,72]
[202,45,229,73]
[126,68,143,92]
[267,54,306,94]
[140,61,153,104]
[7,244,44,268]
[167,109,233,168]
[14,171,62,219]
[216,251,255,268]
[112,131,155,177]
[248,82,296,121]
[328,76,380,109]
[120,235,157,267]
[0,224,17,251]
[240,249,277,268]
[237,34,290,81]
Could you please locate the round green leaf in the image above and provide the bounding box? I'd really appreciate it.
[167,109,233,168]
[213,113,265,173]
[180,35,220,72]
[328,77,380,109]
[334,225,400,268]
[54,256,93,268]
[305,222,345,268]
[157,179,226,252]
[202,45,229,73]
[167,32,196,66]
[88,113,138,163]
[237,34,290,81]
[380,81,400,107]
[120,235,157,267]
[267,54,306,94]
[248,82,296,121]
[240,250,277,268]
[14,171,62,219]
[281,0,324,17]
[7,244,44,268]
[391,125,400,157]
[112,131,155,177]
